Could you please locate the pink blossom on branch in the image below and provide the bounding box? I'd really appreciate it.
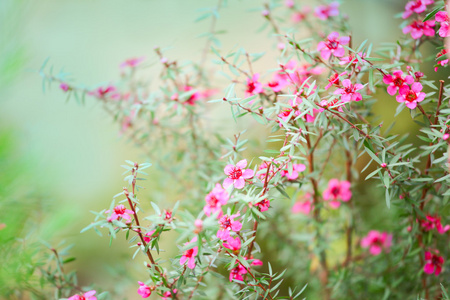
[424,250,444,276]
[223,159,254,189]
[292,193,313,215]
[120,56,145,69]
[255,198,270,212]
[395,82,426,109]
[402,0,435,19]
[217,213,242,240]
[420,215,450,234]
[314,2,339,20]
[334,79,364,102]
[180,236,198,269]
[60,83,70,92]
[280,163,306,180]
[435,11,450,37]
[204,183,229,217]
[245,74,264,96]
[361,231,393,256]
[383,70,414,96]
[229,264,247,282]
[322,179,352,209]
[402,20,435,39]
[317,32,350,60]
[162,289,177,300]
[68,290,97,300]
[223,236,241,252]
[105,204,134,222]
[435,49,449,71]
[137,282,152,298]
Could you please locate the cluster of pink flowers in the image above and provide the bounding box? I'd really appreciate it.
[424,250,444,276]
[317,32,350,60]
[223,160,254,189]
[322,179,352,209]
[420,215,450,234]
[383,70,426,109]
[68,290,97,300]
[105,204,134,223]
[204,183,229,217]
[361,231,393,256]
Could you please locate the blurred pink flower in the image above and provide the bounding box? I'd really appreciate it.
[403,20,435,39]
[162,289,177,300]
[229,264,247,282]
[255,198,270,212]
[180,236,198,269]
[402,0,434,19]
[317,32,350,60]
[60,83,69,92]
[424,250,444,276]
[323,179,352,209]
[435,11,450,37]
[292,193,313,215]
[120,56,145,68]
[223,236,241,252]
[281,163,306,180]
[137,282,152,298]
[361,230,392,256]
[204,183,229,217]
[68,290,97,300]
[314,2,339,20]
[245,74,264,96]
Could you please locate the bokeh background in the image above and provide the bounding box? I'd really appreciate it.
[1,0,445,299]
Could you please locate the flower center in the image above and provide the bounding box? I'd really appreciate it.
[221,217,231,229]
[185,248,194,257]
[405,91,418,102]
[208,195,219,206]
[330,186,340,197]
[114,206,126,214]
[327,40,339,50]
[229,168,243,180]
[393,77,404,87]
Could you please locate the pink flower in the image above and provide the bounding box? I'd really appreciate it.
[291,6,310,23]
[361,231,393,256]
[402,0,434,19]
[180,236,198,269]
[285,0,294,8]
[183,86,200,106]
[334,79,364,102]
[403,20,435,39]
[281,163,306,180]
[89,85,118,99]
[204,184,229,217]
[194,219,203,233]
[120,56,145,68]
[257,161,277,180]
[60,83,69,92]
[424,250,444,276]
[339,52,366,70]
[383,70,414,96]
[436,11,450,37]
[435,49,449,71]
[255,198,270,212]
[249,257,263,266]
[223,159,254,189]
[323,179,352,209]
[106,204,134,222]
[443,133,450,140]
[162,289,177,300]
[217,213,242,240]
[223,236,241,252]
[325,71,347,90]
[143,230,156,243]
[292,193,313,215]
[396,82,426,109]
[317,32,349,60]
[420,215,450,234]
[137,282,152,298]
[245,74,264,96]
[68,290,97,300]
[314,2,339,20]
[229,264,247,282]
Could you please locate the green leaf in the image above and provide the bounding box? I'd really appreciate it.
[385,188,391,209]
[423,6,443,22]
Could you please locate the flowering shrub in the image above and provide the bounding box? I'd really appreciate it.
[36,0,450,299]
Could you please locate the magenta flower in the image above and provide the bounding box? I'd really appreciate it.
[143,230,156,243]
[223,159,254,189]
[281,163,306,180]
[223,236,241,252]
[420,215,450,234]
[60,83,69,92]
[68,290,97,300]
[245,74,264,96]
[317,32,350,60]
[402,0,434,19]
[229,264,247,282]
[383,70,414,96]
[424,251,444,276]
[314,2,339,20]
[180,236,198,269]
[255,198,270,212]
[217,213,242,240]
[361,231,393,256]
[402,20,435,39]
[334,79,364,102]
[120,56,145,68]
[137,281,152,298]
[325,71,347,90]
[435,49,449,71]
[323,179,352,209]
[162,289,177,300]
[204,183,229,217]
[436,11,450,37]
[106,204,134,222]
[89,85,117,99]
[396,82,426,109]
[248,257,263,266]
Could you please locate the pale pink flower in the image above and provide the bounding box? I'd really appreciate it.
[229,264,247,282]
[436,11,450,37]
[180,236,198,269]
[443,133,450,140]
[245,74,264,96]
[217,213,242,240]
[183,86,201,106]
[292,193,313,215]
[89,85,118,99]
[424,250,444,276]
[402,0,434,19]
[60,83,69,92]
[317,32,350,60]
[383,70,414,96]
[334,79,364,102]
[120,56,145,68]
[281,163,306,180]
[396,82,426,109]
[285,0,294,8]
[223,236,242,252]
[106,204,134,222]
[137,282,152,298]
[403,20,435,39]
[255,198,270,212]
[162,289,177,300]
[323,179,352,209]
[204,184,229,217]
[223,160,254,189]
[291,6,310,23]
[68,290,97,300]
[194,219,203,233]
[257,161,277,180]
[361,231,393,256]
[314,2,339,20]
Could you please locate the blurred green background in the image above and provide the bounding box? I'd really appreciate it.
[1,0,443,298]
